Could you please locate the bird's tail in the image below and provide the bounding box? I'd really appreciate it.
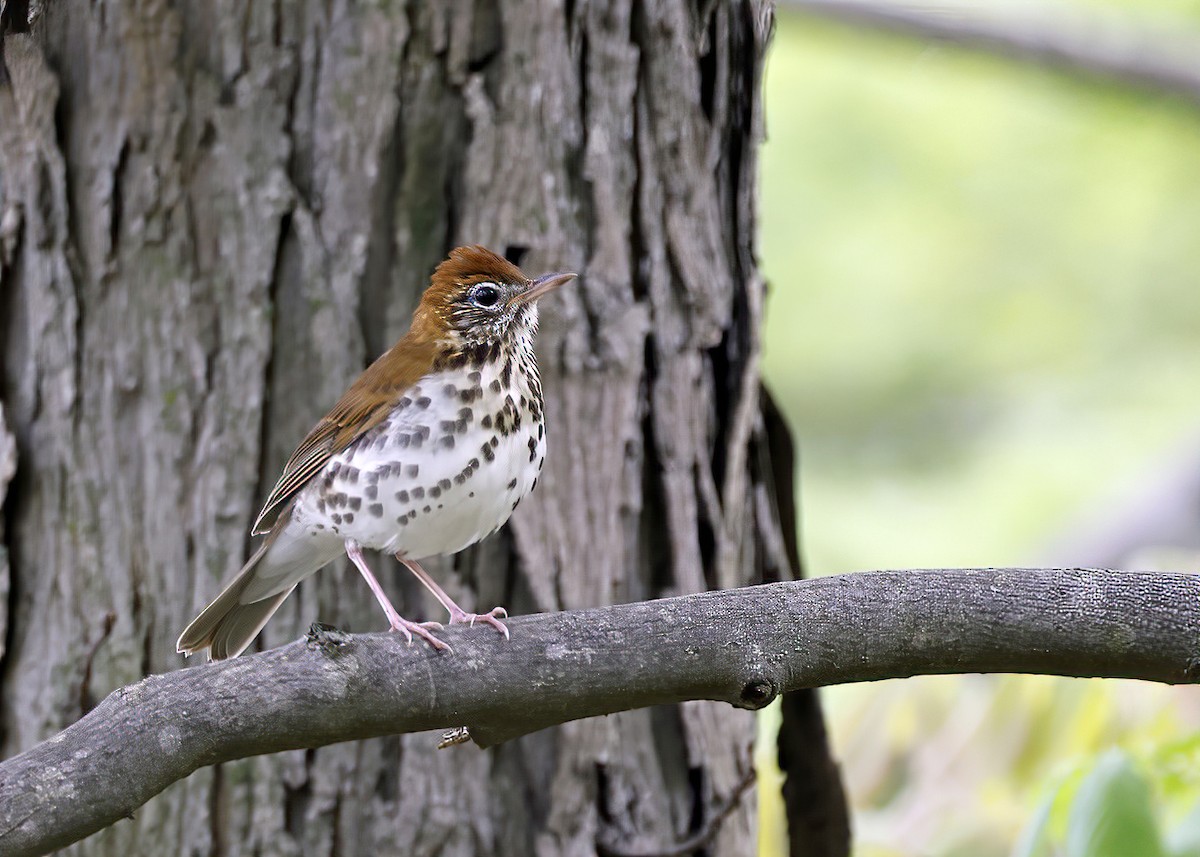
[176,541,298,661]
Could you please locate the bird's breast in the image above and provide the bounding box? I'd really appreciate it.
[290,355,546,559]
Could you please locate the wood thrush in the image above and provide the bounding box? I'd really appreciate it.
[178,246,575,659]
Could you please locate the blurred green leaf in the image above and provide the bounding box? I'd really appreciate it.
[1165,804,1200,857]
[1011,786,1057,857]
[1064,751,1164,857]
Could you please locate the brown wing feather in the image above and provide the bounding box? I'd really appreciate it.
[252,245,526,536]
[252,336,438,535]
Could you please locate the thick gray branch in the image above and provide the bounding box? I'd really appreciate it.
[782,0,1200,107]
[2,568,1199,856]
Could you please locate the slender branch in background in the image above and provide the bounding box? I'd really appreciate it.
[779,0,1200,107]
[0,568,1198,857]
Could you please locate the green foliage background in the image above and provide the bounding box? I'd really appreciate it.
[755,6,1200,856]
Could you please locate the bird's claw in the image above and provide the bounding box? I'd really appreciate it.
[390,617,452,652]
[457,606,510,639]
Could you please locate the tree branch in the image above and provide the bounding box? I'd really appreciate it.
[780,0,1200,107]
[2,568,1198,856]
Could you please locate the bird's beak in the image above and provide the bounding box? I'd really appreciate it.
[516,271,577,305]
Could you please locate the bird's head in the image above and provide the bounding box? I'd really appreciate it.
[413,246,576,350]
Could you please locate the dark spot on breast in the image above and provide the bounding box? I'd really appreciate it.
[531,476,539,491]
[369,503,383,517]
[398,396,412,408]
[501,358,513,387]
[430,486,442,499]
[528,437,538,462]
[443,383,458,397]
[406,464,419,477]
[396,434,411,448]
[438,478,452,491]
[366,485,378,501]
[507,477,518,490]
[440,420,456,433]
[469,491,476,498]
[490,436,499,448]
[397,515,408,526]
[460,388,479,404]
[490,379,502,394]
[482,442,495,462]
[412,487,425,500]
[396,490,410,503]
[481,414,493,429]
[331,513,343,525]
[423,505,432,513]
[416,425,431,441]
[469,371,482,383]
[343,467,360,484]
[343,512,355,524]
[454,473,466,485]
[416,396,431,409]
[439,435,455,450]
[349,497,362,511]
[316,499,327,514]
[366,470,380,484]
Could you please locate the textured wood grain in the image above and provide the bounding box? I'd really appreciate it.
[0,2,842,855]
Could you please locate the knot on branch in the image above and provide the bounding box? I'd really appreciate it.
[305,622,352,656]
[736,674,777,710]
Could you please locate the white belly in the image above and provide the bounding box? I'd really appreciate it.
[289,362,546,560]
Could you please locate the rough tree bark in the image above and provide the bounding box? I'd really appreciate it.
[0,2,845,856]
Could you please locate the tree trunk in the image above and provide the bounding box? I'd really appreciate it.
[0,1,846,855]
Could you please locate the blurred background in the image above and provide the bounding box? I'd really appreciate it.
[753,1,1200,855]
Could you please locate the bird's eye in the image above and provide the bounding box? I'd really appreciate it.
[471,283,502,308]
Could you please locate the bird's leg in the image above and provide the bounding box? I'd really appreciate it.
[398,557,510,639]
[345,540,450,652]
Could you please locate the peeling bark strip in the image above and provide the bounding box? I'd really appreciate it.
[1,569,1198,857]
[0,2,840,856]
[0,405,15,665]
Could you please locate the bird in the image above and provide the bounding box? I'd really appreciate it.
[177,245,576,660]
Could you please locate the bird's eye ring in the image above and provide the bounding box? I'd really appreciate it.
[471,283,502,308]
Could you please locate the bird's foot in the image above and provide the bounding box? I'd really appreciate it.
[448,605,510,639]
[390,616,452,652]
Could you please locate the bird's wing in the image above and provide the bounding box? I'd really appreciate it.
[252,338,438,535]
